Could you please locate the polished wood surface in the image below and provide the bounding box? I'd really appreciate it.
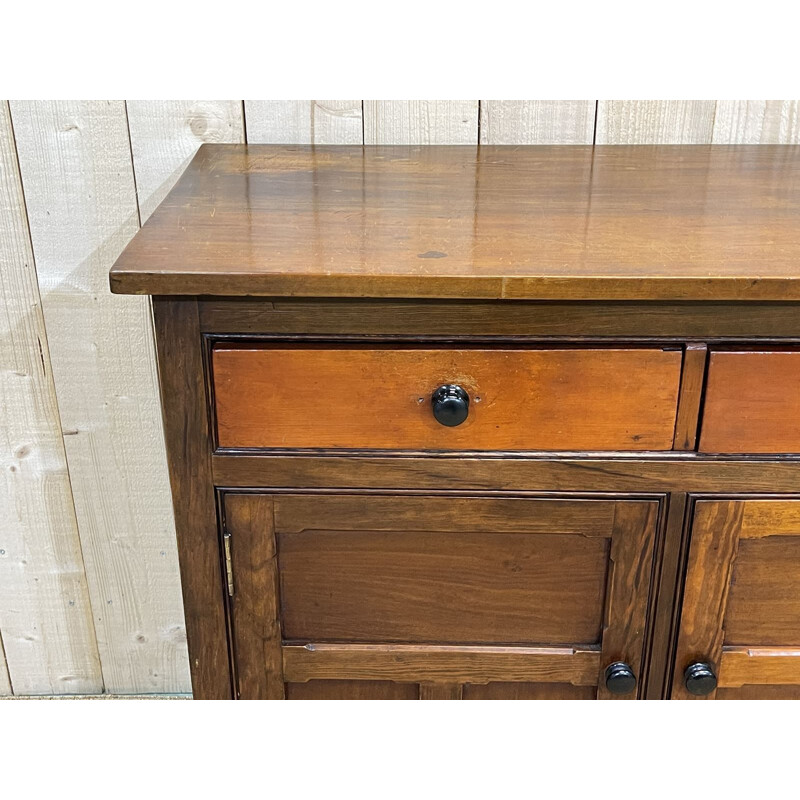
[213,345,682,451]
[700,350,800,453]
[111,145,800,301]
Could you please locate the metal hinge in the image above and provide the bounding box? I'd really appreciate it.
[223,531,234,597]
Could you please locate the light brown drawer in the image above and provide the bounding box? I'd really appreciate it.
[700,350,800,453]
[213,345,682,450]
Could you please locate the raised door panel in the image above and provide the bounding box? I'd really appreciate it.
[225,493,660,700]
[672,500,800,699]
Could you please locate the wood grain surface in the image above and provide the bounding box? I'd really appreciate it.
[282,643,600,685]
[0,102,102,694]
[671,501,743,700]
[224,493,284,699]
[700,350,800,453]
[11,101,187,693]
[111,144,800,300]
[213,345,682,451]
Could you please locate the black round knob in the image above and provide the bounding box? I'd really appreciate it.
[431,385,469,427]
[684,662,717,696]
[604,661,637,695]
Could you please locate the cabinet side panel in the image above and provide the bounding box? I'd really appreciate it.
[153,298,231,699]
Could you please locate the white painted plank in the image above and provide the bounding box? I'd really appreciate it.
[595,101,716,144]
[364,101,478,144]
[127,101,244,222]
[480,101,595,144]
[0,101,102,695]
[0,636,10,695]
[712,100,800,143]
[10,100,190,694]
[244,100,363,143]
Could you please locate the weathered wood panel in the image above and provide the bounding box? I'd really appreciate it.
[713,101,800,143]
[480,101,595,144]
[364,101,478,144]
[244,101,363,144]
[127,101,244,221]
[596,101,716,144]
[10,100,190,693]
[0,101,102,695]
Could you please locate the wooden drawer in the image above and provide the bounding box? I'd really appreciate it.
[673,500,800,699]
[213,345,682,450]
[700,350,800,453]
[224,492,660,700]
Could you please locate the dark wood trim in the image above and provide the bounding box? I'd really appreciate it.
[419,683,463,700]
[644,493,689,699]
[212,453,800,494]
[152,297,232,700]
[670,500,744,700]
[597,501,659,700]
[198,298,800,339]
[673,344,708,450]
[223,493,285,700]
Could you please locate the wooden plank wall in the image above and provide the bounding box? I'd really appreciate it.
[0,99,798,695]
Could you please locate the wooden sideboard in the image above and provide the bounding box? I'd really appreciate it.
[110,144,800,700]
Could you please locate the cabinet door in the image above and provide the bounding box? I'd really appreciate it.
[672,501,800,699]
[224,493,660,700]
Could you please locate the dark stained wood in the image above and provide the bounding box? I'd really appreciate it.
[462,682,596,700]
[419,683,463,700]
[198,298,800,339]
[700,350,800,453]
[111,145,800,301]
[224,493,284,699]
[211,453,800,494]
[282,643,600,685]
[286,680,418,700]
[274,495,617,538]
[276,503,611,644]
[644,493,689,699]
[152,298,231,699]
[671,501,744,700]
[724,537,800,646]
[213,345,682,451]
[596,502,659,700]
[673,344,708,450]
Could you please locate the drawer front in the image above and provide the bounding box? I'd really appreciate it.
[224,492,660,700]
[700,350,800,453]
[673,500,800,700]
[213,345,682,450]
